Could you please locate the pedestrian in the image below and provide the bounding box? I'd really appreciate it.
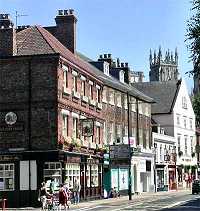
[39,181,50,210]
[73,179,80,204]
[59,184,68,211]
[49,178,55,194]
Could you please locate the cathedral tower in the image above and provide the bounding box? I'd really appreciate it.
[149,47,179,82]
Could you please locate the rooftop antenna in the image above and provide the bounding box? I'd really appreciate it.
[15,11,28,27]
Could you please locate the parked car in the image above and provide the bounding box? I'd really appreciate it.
[192,180,200,194]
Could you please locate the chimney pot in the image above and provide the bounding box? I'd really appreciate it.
[125,62,128,67]
[121,62,124,67]
[69,9,74,14]
[63,10,68,15]
[58,10,63,16]
[104,54,107,58]
[99,55,103,59]
[108,53,111,58]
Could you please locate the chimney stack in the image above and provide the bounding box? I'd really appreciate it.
[0,14,16,57]
[55,9,77,53]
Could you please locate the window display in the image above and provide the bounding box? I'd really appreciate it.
[0,164,14,191]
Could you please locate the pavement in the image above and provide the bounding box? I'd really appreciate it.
[5,189,193,211]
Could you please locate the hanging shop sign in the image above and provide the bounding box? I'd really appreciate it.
[81,118,94,137]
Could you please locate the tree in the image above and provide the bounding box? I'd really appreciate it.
[186,0,200,74]
[192,93,200,125]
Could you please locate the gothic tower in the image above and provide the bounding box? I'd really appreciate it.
[149,47,179,82]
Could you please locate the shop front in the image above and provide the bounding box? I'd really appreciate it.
[0,150,103,208]
[156,164,168,191]
[132,154,154,193]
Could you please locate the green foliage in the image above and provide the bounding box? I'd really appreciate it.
[186,0,200,74]
[192,93,200,125]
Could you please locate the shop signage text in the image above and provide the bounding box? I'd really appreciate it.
[0,124,24,132]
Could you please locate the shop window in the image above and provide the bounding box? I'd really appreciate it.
[91,165,98,187]
[43,162,62,191]
[86,165,90,187]
[64,164,80,189]
[0,164,14,191]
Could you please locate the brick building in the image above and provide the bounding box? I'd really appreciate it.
[0,11,105,207]
[88,54,154,194]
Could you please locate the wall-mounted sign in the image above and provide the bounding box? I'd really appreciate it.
[0,124,24,132]
[110,145,130,160]
[5,112,17,125]
[81,119,94,137]
[0,155,21,161]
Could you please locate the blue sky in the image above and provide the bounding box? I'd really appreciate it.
[1,0,194,92]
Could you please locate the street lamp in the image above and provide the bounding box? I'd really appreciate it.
[127,92,132,200]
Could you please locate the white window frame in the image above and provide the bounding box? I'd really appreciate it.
[0,163,15,191]
[109,91,114,105]
[81,80,85,96]
[64,163,80,189]
[102,89,107,103]
[73,117,78,138]
[96,126,101,144]
[96,88,100,103]
[184,135,188,155]
[44,162,62,191]
[62,114,68,138]
[91,164,98,187]
[72,75,77,92]
[63,68,68,92]
[116,93,122,107]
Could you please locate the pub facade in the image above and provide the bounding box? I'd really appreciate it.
[0,11,105,207]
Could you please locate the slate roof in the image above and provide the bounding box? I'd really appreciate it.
[133,80,181,114]
[15,25,153,102]
[77,52,154,103]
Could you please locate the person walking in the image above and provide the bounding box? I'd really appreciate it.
[49,178,55,194]
[73,179,80,204]
[39,182,49,210]
[59,184,68,211]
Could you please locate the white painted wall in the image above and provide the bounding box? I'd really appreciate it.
[173,80,196,166]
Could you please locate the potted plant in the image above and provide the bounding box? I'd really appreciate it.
[178,151,183,157]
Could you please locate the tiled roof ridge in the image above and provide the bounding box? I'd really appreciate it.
[36,26,103,84]
[35,25,56,54]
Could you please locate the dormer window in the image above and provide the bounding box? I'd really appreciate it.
[103,62,109,76]
[119,70,125,83]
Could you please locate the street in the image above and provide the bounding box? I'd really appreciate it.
[6,190,200,211]
[68,190,199,211]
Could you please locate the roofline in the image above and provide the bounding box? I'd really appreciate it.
[169,79,181,113]
[0,53,60,60]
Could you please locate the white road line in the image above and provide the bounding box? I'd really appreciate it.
[74,205,104,211]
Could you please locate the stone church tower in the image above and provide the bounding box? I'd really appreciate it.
[149,47,179,82]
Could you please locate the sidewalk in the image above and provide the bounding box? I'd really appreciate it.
[5,189,190,210]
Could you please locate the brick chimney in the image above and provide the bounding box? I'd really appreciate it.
[55,9,77,53]
[0,14,16,57]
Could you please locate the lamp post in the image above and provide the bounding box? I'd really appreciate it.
[127,92,132,200]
